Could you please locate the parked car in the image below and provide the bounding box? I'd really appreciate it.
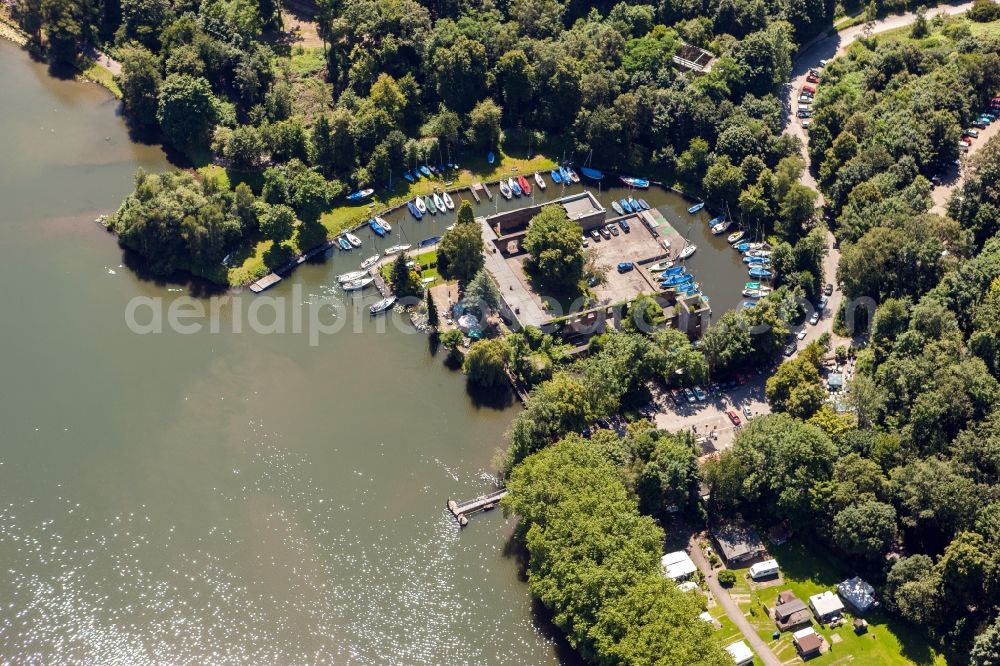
[824,283,833,296]
[617,261,634,273]
[972,120,988,130]
[693,386,707,401]
[582,235,589,248]
[798,95,813,105]
[964,129,979,138]
[619,220,630,233]
[743,406,753,419]
[599,226,612,239]
[809,312,820,325]
[684,388,696,403]
[796,330,807,341]
[797,108,813,118]
[727,410,742,426]
[784,342,797,357]
[802,119,812,129]
[962,136,973,146]
[818,297,828,311]
[590,229,601,241]
[801,84,816,95]
[818,58,829,67]
[607,224,619,236]
[806,73,820,84]
[808,67,821,77]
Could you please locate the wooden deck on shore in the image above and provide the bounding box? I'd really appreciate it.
[369,266,390,298]
[447,488,507,526]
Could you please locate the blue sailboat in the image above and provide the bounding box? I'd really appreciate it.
[580,167,604,180]
[637,198,651,210]
[511,180,522,196]
[407,201,423,220]
[687,202,705,214]
[338,236,352,250]
[748,266,773,279]
[419,165,431,177]
[402,171,415,184]
[559,166,571,183]
[660,273,693,288]
[663,266,685,276]
[620,198,633,213]
[734,242,750,252]
[346,188,374,202]
[743,255,769,264]
[487,151,495,164]
[620,176,650,189]
[369,218,386,236]
[550,169,562,184]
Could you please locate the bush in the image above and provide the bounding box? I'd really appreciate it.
[718,570,737,587]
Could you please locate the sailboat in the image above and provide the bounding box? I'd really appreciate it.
[425,195,437,214]
[375,217,391,232]
[369,218,386,236]
[360,255,379,269]
[345,233,362,247]
[534,172,546,190]
[687,202,705,214]
[414,196,427,214]
[679,244,697,259]
[370,295,396,314]
[442,191,454,210]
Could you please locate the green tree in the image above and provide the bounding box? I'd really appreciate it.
[157,74,219,149]
[462,338,511,387]
[523,206,584,293]
[832,500,898,560]
[461,269,501,314]
[440,328,464,356]
[465,98,503,150]
[259,204,295,242]
[390,252,418,298]
[425,290,439,331]
[224,125,265,170]
[116,45,162,124]
[438,203,484,284]
[766,352,826,419]
[971,614,1000,666]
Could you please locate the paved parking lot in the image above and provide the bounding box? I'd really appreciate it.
[586,219,665,302]
[652,374,771,453]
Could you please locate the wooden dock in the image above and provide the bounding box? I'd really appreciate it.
[469,183,482,204]
[369,266,390,298]
[447,488,507,526]
[249,273,283,293]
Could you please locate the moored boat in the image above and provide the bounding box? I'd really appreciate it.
[628,197,640,211]
[708,215,725,226]
[403,171,415,183]
[550,169,562,184]
[748,266,773,279]
[687,202,705,214]
[509,178,521,197]
[346,188,374,202]
[414,196,427,214]
[648,260,674,272]
[567,168,580,183]
[487,151,495,164]
[534,172,546,190]
[369,218,386,236]
[611,201,624,216]
[746,249,771,258]
[637,198,651,210]
[442,192,454,210]
[499,179,513,199]
[745,281,761,290]
[742,286,772,298]
[384,244,412,256]
[660,273,693,287]
[517,174,532,196]
[559,166,571,183]
[345,233,362,247]
[343,276,374,291]
[620,176,650,189]
[420,165,432,177]
[375,216,391,232]
[337,270,366,283]
[338,236,352,250]
[425,195,437,214]
[360,255,379,269]
[711,220,731,235]
[407,201,422,220]
[727,230,745,244]
[679,244,697,259]
[580,167,604,181]
[620,199,633,213]
[743,255,770,264]
[432,192,445,212]
[370,296,396,314]
[663,265,685,276]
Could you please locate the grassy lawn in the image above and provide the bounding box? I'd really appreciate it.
[852,15,1000,50]
[80,57,122,98]
[380,249,455,288]
[722,539,945,666]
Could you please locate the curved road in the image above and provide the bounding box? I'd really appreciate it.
[705,7,979,663]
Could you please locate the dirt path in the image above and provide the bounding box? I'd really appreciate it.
[688,536,783,666]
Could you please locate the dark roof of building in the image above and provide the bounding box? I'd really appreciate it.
[777,590,798,605]
[796,632,823,653]
[712,521,765,561]
[775,598,808,620]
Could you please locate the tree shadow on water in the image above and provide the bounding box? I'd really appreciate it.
[465,380,515,410]
[427,332,440,357]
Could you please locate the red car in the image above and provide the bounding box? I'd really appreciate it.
[806,73,820,84]
[727,410,742,426]
[801,84,817,95]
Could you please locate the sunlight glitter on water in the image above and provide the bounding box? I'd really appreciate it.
[0,428,555,665]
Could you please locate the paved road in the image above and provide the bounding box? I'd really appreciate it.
[688,536,782,666]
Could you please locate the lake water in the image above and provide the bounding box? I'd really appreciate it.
[0,40,576,665]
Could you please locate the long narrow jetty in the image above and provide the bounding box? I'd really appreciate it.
[469,183,482,204]
[480,181,493,200]
[249,273,282,293]
[447,488,507,526]
[370,266,390,298]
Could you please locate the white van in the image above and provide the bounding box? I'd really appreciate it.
[749,559,780,580]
